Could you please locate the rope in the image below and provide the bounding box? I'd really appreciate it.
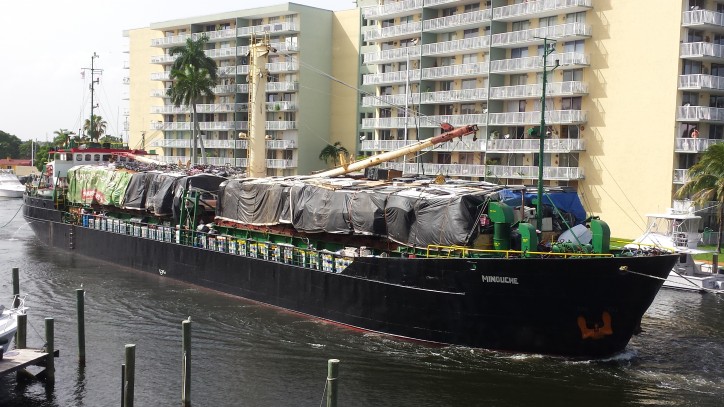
[0,203,24,228]
[625,267,723,296]
[318,378,328,407]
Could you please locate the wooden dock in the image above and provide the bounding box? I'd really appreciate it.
[0,348,50,377]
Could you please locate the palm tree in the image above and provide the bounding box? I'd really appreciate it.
[83,115,107,142]
[52,129,75,147]
[675,143,724,253]
[318,142,349,167]
[167,35,218,165]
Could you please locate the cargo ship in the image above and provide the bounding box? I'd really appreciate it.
[22,46,678,358]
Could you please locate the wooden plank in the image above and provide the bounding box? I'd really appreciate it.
[0,348,49,377]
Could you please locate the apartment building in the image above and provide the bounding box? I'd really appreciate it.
[124,0,721,238]
[357,0,721,237]
[124,3,361,176]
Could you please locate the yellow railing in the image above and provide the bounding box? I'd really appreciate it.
[425,245,614,259]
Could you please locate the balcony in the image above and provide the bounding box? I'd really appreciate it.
[674,137,724,153]
[485,138,585,153]
[678,74,724,94]
[238,22,298,37]
[420,87,489,104]
[363,45,421,64]
[673,169,689,184]
[267,159,298,169]
[677,105,724,122]
[362,113,487,129]
[151,103,244,115]
[492,22,591,48]
[212,84,238,95]
[493,0,593,22]
[423,9,491,33]
[150,121,243,131]
[488,110,587,125]
[154,138,296,150]
[363,69,421,86]
[151,72,170,81]
[266,82,299,92]
[151,28,237,47]
[362,0,423,20]
[490,52,589,74]
[377,162,583,180]
[218,66,237,76]
[365,21,422,42]
[421,61,489,81]
[682,9,724,33]
[680,42,724,61]
[423,36,490,57]
[237,41,299,55]
[360,138,486,152]
[160,156,247,167]
[489,81,588,100]
[237,62,299,75]
[362,93,418,107]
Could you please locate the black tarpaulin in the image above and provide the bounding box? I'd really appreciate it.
[146,172,184,216]
[123,172,153,210]
[349,190,387,236]
[172,174,227,220]
[290,184,353,234]
[216,179,290,226]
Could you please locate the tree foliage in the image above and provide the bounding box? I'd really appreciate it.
[0,130,22,158]
[318,142,349,167]
[675,143,724,253]
[83,115,107,142]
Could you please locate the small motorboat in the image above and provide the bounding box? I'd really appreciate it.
[0,295,27,355]
[0,170,25,198]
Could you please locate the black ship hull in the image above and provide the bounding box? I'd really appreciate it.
[23,196,678,358]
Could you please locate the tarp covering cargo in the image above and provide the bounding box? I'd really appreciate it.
[66,165,133,206]
[216,177,498,247]
[123,172,155,210]
[216,179,292,226]
[498,188,586,226]
[145,172,184,216]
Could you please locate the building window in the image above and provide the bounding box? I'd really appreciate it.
[566,12,586,24]
[442,7,456,17]
[439,105,453,115]
[564,40,584,53]
[437,152,451,164]
[464,3,480,12]
[539,16,556,28]
[687,29,704,43]
[561,125,580,139]
[511,47,528,59]
[380,108,392,118]
[463,28,479,39]
[462,53,477,64]
[711,124,724,139]
[512,20,530,32]
[561,97,582,110]
[461,79,476,90]
[380,130,392,140]
[563,69,583,82]
[461,103,476,114]
[682,92,698,106]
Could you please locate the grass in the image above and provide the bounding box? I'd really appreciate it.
[610,238,721,262]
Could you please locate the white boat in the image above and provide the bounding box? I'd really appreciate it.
[629,209,724,294]
[0,169,25,198]
[0,295,27,355]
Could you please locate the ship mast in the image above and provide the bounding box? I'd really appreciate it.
[535,37,559,231]
[247,35,274,178]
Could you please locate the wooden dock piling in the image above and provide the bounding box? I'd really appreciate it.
[45,318,55,384]
[326,359,339,407]
[17,314,27,349]
[76,288,86,365]
[182,318,191,407]
[124,344,136,407]
[12,267,20,308]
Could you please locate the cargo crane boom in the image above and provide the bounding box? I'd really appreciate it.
[311,124,479,178]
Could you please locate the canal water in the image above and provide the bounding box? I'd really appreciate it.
[1,198,722,406]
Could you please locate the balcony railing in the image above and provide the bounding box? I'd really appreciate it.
[237,42,299,55]
[677,105,724,122]
[488,110,587,125]
[150,121,244,131]
[361,138,486,152]
[363,45,421,64]
[377,162,583,180]
[160,156,247,167]
[212,84,238,94]
[673,169,689,184]
[486,138,585,153]
[489,81,588,100]
[682,9,724,30]
[493,0,593,21]
[362,93,418,107]
[267,159,298,169]
[266,82,300,92]
[674,137,724,152]
[423,36,490,57]
[362,0,423,19]
[680,42,724,60]
[363,69,421,86]
[490,52,589,74]
[421,61,489,80]
[151,28,236,47]
[151,72,170,81]
[492,22,592,48]
[238,22,298,37]
[362,114,487,129]
[423,9,491,32]
[420,88,489,104]
[365,21,422,42]
[678,74,724,92]
[154,138,296,150]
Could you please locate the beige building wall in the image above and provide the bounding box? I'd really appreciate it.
[330,9,362,158]
[125,28,164,154]
[583,0,683,238]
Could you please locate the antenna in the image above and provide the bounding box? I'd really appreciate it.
[81,52,103,141]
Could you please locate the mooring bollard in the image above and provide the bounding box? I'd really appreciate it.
[121,364,126,407]
[713,253,719,276]
[124,344,136,407]
[182,318,191,407]
[17,314,27,349]
[12,267,20,308]
[326,359,339,407]
[76,288,86,365]
[45,318,55,384]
